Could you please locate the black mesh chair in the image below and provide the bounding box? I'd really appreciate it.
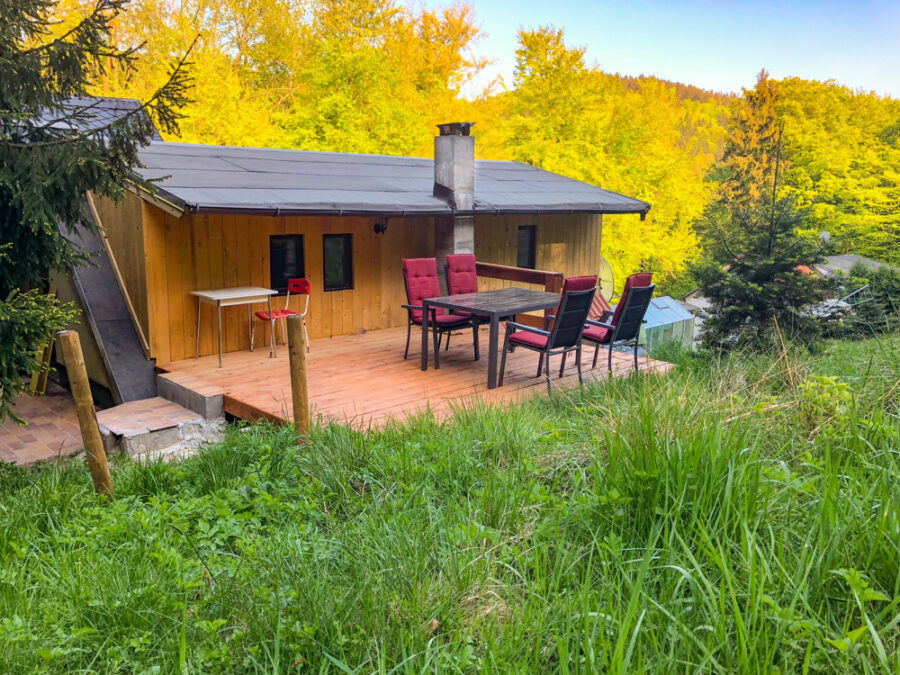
[498,285,596,391]
[583,284,655,373]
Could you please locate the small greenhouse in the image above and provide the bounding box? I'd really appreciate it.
[638,296,695,351]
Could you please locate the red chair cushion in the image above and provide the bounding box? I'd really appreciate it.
[563,276,599,293]
[410,313,470,327]
[582,324,611,344]
[446,254,479,295]
[255,309,298,322]
[547,275,597,327]
[508,330,549,349]
[609,272,653,326]
[403,258,446,322]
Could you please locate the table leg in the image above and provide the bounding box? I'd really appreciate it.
[267,296,277,358]
[420,301,429,371]
[195,299,201,359]
[247,304,253,352]
[217,301,223,369]
[487,314,500,389]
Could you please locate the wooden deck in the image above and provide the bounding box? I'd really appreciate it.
[158,326,673,429]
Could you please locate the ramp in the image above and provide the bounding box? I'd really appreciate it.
[61,214,157,403]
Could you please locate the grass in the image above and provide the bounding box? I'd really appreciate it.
[0,335,898,673]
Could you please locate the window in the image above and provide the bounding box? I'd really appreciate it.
[517,225,537,269]
[323,234,353,291]
[269,235,305,294]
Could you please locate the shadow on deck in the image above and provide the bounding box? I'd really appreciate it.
[158,326,673,429]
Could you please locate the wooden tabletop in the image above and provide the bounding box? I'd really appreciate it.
[423,287,560,317]
[190,286,277,302]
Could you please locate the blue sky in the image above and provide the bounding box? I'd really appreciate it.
[436,0,900,98]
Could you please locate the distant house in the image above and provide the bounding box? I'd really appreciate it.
[55,105,650,400]
[812,254,889,278]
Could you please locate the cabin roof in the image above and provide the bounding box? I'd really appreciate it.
[135,141,650,217]
[38,97,163,140]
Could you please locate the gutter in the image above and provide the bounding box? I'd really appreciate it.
[126,182,187,217]
[184,204,652,218]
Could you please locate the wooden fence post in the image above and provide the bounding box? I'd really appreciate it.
[286,316,310,437]
[56,330,114,497]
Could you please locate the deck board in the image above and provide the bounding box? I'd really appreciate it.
[158,326,673,429]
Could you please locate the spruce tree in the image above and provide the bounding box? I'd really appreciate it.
[692,71,827,350]
[0,0,190,420]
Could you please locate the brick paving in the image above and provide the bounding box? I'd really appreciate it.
[0,382,84,465]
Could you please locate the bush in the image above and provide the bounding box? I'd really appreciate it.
[0,285,76,422]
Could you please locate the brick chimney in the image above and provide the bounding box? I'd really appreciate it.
[433,122,475,288]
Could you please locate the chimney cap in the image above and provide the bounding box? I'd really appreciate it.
[437,122,475,137]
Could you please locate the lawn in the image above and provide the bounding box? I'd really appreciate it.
[0,336,897,673]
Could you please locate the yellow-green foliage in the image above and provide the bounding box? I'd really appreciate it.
[56,1,900,282]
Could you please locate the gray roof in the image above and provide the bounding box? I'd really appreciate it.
[39,97,163,140]
[643,296,695,328]
[816,254,891,277]
[135,141,650,217]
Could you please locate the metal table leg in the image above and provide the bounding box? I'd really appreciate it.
[420,301,429,371]
[267,296,277,358]
[487,313,500,389]
[217,300,223,368]
[248,304,253,352]
[195,299,201,359]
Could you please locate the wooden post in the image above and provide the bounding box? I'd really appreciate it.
[286,316,310,437]
[56,330,114,497]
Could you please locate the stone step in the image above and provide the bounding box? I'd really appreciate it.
[96,397,224,461]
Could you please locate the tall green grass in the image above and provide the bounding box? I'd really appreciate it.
[0,336,897,672]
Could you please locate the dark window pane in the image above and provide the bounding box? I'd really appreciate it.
[517,225,536,269]
[270,235,305,294]
[323,234,353,291]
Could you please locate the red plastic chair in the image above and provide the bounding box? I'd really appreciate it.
[583,273,654,373]
[499,276,597,391]
[402,257,479,362]
[251,278,310,352]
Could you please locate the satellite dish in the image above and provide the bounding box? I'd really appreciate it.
[597,255,616,301]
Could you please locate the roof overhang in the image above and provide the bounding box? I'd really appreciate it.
[130,141,652,220]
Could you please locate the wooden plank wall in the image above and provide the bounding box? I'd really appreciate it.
[92,192,149,338]
[141,205,434,363]
[474,213,603,290]
[136,204,601,364]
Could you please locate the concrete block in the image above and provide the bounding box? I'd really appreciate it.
[157,374,224,420]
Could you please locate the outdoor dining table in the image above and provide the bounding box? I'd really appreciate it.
[191,286,278,368]
[421,287,561,389]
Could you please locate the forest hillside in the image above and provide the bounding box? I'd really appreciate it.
[56,0,900,289]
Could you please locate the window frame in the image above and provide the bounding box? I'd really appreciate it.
[269,234,306,296]
[516,225,537,269]
[322,233,354,292]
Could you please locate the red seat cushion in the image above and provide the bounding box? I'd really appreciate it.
[255,309,298,322]
[582,324,611,343]
[446,254,479,295]
[403,257,447,322]
[608,272,653,327]
[508,330,548,349]
[411,313,471,327]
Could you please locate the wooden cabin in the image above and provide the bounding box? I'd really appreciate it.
[58,122,650,401]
